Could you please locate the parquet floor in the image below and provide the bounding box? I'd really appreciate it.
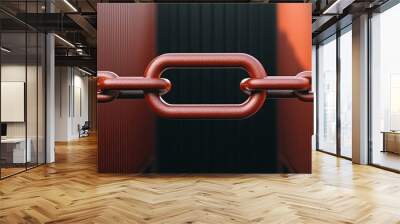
[1,135,400,223]
[1,167,26,178]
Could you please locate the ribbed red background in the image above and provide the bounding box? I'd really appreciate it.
[97,4,156,172]
[277,4,313,172]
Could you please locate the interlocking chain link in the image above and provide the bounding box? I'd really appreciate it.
[240,70,313,102]
[97,53,313,119]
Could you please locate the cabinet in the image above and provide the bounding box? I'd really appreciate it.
[382,132,400,154]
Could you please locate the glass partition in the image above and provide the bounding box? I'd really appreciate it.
[1,30,28,177]
[339,27,352,158]
[38,32,45,165]
[27,30,38,169]
[317,35,337,154]
[370,4,400,171]
[0,1,46,179]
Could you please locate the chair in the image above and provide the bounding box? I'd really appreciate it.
[79,121,90,138]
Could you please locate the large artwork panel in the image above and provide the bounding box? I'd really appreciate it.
[97,3,312,173]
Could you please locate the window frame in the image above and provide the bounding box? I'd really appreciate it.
[367,0,400,173]
[315,24,353,160]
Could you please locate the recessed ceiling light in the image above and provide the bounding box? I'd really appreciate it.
[322,0,355,15]
[1,47,11,53]
[63,0,78,12]
[78,67,93,76]
[54,34,75,48]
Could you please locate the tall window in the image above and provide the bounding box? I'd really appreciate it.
[339,27,352,158]
[371,3,400,171]
[317,35,337,154]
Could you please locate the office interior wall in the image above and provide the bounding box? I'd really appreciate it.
[55,67,89,141]
[55,67,70,141]
[88,77,97,131]
[77,71,88,135]
[72,72,89,137]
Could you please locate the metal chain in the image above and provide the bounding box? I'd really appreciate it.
[97,53,313,119]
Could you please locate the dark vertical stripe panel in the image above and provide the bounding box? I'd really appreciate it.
[156,4,277,173]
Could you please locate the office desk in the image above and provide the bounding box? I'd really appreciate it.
[1,138,31,163]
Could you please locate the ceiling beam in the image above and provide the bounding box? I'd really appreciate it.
[55,55,96,68]
[322,0,356,15]
[67,13,97,37]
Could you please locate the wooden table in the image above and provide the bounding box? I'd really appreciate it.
[1,138,31,164]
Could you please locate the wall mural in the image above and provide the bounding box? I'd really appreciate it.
[97,3,312,173]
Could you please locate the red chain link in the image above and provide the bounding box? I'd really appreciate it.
[97,53,313,119]
[240,70,313,102]
[98,71,171,92]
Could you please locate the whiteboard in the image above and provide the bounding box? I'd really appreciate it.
[1,82,25,122]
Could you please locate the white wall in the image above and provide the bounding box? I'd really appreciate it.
[55,66,70,141]
[46,32,56,163]
[55,67,89,141]
[1,82,25,122]
[71,73,89,138]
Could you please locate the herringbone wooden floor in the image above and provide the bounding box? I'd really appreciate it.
[1,135,400,224]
